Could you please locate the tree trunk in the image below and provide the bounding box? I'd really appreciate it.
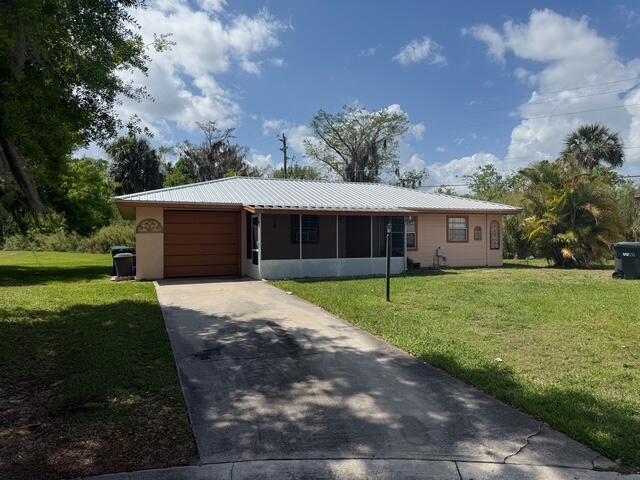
[0,133,44,213]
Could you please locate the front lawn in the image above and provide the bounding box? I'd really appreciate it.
[0,252,196,480]
[276,261,640,470]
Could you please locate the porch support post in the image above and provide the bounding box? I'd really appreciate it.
[336,215,339,258]
[257,212,262,278]
[370,215,373,258]
[299,214,302,260]
[404,216,408,271]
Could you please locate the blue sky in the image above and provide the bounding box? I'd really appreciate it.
[100,0,640,188]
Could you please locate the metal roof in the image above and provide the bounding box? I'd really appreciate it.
[115,177,521,213]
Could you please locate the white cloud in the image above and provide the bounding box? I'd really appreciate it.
[407,153,426,171]
[262,118,315,160]
[196,0,226,14]
[250,152,274,169]
[425,9,640,189]
[384,103,404,115]
[464,8,640,171]
[614,5,640,29]
[262,118,287,135]
[514,67,536,85]
[118,1,286,136]
[435,146,447,153]
[409,122,426,140]
[360,46,377,57]
[464,25,506,63]
[428,153,502,192]
[393,37,447,66]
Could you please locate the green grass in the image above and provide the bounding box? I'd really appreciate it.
[276,261,640,470]
[0,251,196,480]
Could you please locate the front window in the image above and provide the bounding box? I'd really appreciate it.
[406,216,417,250]
[292,215,320,243]
[447,216,468,242]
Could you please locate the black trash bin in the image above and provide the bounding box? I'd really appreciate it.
[111,245,135,275]
[114,252,134,277]
[613,242,640,280]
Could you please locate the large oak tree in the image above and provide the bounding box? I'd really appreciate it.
[304,106,409,182]
[172,121,260,184]
[0,0,159,212]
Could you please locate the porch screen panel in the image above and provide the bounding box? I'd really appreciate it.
[301,215,337,259]
[372,216,405,257]
[261,214,300,260]
[372,216,385,257]
[338,216,371,258]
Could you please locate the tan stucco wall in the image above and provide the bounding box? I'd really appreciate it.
[135,206,164,280]
[408,213,504,268]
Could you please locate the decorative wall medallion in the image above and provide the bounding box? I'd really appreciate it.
[136,218,163,234]
[490,220,500,250]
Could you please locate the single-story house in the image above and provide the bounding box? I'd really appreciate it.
[115,177,521,280]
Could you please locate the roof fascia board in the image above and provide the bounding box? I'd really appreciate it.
[115,200,243,210]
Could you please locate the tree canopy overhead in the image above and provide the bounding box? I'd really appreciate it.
[173,121,260,184]
[521,159,625,267]
[0,0,158,212]
[304,105,410,182]
[272,163,324,180]
[107,135,164,195]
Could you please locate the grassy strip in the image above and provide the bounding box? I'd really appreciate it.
[0,251,196,480]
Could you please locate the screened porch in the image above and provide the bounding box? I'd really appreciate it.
[246,213,409,279]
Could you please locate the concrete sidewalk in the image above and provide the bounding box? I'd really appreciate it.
[88,459,639,480]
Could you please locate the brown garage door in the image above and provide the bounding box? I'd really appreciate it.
[164,210,240,278]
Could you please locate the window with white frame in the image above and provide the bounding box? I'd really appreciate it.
[447,216,468,242]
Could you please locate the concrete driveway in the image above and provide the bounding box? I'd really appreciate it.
[154,278,615,477]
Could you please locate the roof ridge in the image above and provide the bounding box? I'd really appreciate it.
[231,175,427,192]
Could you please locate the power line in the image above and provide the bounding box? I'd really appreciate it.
[468,87,636,115]
[490,145,640,165]
[465,76,639,108]
[422,174,640,189]
[432,102,640,134]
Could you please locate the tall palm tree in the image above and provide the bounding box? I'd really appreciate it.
[561,124,624,170]
[107,135,164,194]
[521,160,624,267]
